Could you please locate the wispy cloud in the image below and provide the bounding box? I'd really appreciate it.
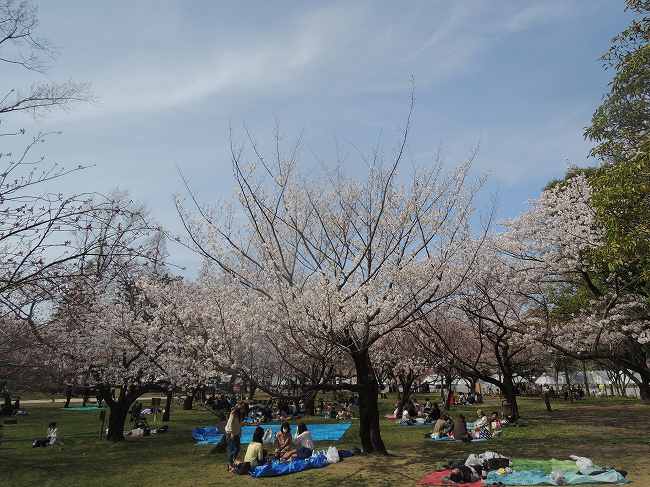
[505,3,573,33]
[40,1,586,124]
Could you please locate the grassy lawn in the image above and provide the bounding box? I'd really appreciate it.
[1,395,648,486]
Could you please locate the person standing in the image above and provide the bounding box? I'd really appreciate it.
[225,406,242,468]
[64,384,72,408]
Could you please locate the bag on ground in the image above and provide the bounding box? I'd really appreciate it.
[326,445,340,464]
[262,428,273,445]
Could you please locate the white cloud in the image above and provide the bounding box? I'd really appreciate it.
[40,1,586,124]
[505,3,572,33]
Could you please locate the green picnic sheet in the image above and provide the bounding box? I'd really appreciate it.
[510,458,577,473]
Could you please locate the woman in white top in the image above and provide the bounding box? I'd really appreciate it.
[288,423,314,459]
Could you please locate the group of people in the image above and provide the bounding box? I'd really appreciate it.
[0,392,24,416]
[225,403,315,475]
[430,408,505,442]
[207,395,313,423]
[317,398,356,420]
[395,397,442,424]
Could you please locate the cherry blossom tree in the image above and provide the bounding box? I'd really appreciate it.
[177,107,488,452]
[141,268,346,415]
[503,175,650,402]
[32,202,173,441]
[415,240,551,419]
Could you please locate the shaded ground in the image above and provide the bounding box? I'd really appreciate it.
[1,395,648,486]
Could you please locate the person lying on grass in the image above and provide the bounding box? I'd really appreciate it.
[445,465,483,483]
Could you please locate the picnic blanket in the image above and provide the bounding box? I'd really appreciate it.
[193,422,351,445]
[429,435,487,442]
[417,469,482,486]
[510,459,577,473]
[399,418,430,426]
[485,469,628,485]
[250,453,330,478]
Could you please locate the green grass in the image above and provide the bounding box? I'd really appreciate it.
[1,395,648,486]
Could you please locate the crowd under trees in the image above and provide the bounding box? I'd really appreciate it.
[1,0,649,451]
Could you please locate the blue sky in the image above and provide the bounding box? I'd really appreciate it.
[2,1,633,273]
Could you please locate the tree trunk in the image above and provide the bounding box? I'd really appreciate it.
[563,366,573,402]
[501,377,520,421]
[303,390,317,416]
[396,375,413,417]
[352,349,387,454]
[106,402,130,441]
[581,361,591,397]
[163,391,172,422]
[183,393,194,410]
[248,381,257,399]
[99,384,140,442]
[227,374,237,394]
[634,371,650,403]
[469,377,478,400]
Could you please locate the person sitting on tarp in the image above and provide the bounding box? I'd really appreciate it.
[425,403,441,424]
[283,422,314,460]
[471,409,492,440]
[274,421,293,459]
[453,414,471,442]
[231,426,267,474]
[430,413,453,438]
[423,399,433,414]
[490,411,503,432]
[407,400,418,419]
[474,409,488,429]
[400,408,415,425]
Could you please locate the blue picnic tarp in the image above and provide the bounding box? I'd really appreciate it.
[250,453,330,478]
[192,422,352,446]
[486,469,628,485]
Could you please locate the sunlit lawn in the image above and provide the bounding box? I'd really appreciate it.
[1,394,648,486]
